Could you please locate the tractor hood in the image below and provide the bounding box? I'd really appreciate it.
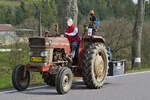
[29,35,69,47]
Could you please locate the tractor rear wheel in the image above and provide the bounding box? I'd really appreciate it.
[81,43,108,89]
[56,67,72,94]
[12,64,30,91]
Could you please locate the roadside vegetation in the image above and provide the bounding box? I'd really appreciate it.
[0,44,44,90]
[126,67,150,73]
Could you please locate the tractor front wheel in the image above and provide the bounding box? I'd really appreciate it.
[56,67,72,94]
[12,64,30,91]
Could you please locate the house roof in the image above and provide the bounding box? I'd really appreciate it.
[0,24,14,31]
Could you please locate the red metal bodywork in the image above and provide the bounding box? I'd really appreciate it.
[25,35,104,77]
[26,36,71,72]
[29,35,70,56]
[26,63,54,72]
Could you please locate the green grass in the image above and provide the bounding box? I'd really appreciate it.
[0,44,13,48]
[0,0,20,7]
[0,46,12,89]
[0,73,44,90]
[126,67,150,73]
[0,44,44,90]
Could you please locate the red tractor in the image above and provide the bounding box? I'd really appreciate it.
[12,26,108,94]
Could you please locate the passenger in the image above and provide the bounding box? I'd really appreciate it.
[88,10,100,35]
[89,10,97,22]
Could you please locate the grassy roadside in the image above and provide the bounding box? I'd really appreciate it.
[0,73,44,90]
[126,67,150,73]
[0,44,44,90]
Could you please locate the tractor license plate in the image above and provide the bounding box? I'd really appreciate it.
[31,57,42,62]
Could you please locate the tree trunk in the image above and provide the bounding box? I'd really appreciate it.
[132,0,145,68]
[59,0,78,34]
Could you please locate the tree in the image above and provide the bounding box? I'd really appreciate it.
[111,0,135,18]
[15,1,26,24]
[132,0,145,68]
[0,8,7,24]
[59,0,78,34]
[145,1,150,18]
[41,0,57,27]
[5,8,15,24]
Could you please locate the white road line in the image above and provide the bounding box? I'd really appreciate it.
[0,85,48,94]
[108,71,150,78]
[0,90,17,94]
[0,71,150,94]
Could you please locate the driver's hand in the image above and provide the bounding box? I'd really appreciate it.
[65,33,68,35]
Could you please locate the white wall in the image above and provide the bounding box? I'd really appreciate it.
[0,31,16,45]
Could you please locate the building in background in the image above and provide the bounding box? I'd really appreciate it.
[0,24,16,45]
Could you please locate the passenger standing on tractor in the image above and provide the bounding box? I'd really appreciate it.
[65,18,80,62]
[88,10,100,35]
[89,10,96,22]
[89,10,100,25]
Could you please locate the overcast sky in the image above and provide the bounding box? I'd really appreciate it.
[133,0,149,4]
[133,0,138,4]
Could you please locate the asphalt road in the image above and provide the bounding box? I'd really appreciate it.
[0,71,150,100]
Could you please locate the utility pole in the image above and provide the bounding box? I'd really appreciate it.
[132,0,145,68]
[33,1,42,37]
[38,12,42,37]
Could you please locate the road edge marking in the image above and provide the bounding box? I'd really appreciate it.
[108,71,150,78]
[0,85,48,94]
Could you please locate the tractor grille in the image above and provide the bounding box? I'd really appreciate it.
[29,38,45,46]
[29,48,53,66]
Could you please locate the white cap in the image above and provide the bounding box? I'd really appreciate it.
[67,18,73,22]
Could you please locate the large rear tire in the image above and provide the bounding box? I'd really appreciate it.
[12,64,30,91]
[56,67,72,94]
[81,43,108,89]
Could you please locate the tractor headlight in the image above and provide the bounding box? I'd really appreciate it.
[40,51,48,57]
[28,51,33,56]
[49,40,52,45]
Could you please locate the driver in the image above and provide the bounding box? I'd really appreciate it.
[65,18,80,62]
